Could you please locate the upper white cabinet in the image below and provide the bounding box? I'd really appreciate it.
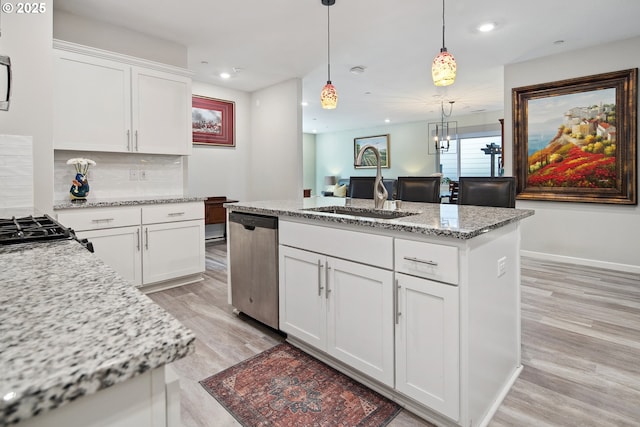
[53,41,192,155]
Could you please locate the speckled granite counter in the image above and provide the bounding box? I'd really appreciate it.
[0,239,195,426]
[53,195,206,210]
[224,197,534,240]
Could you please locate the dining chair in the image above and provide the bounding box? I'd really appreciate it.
[396,176,441,203]
[457,177,516,208]
[348,176,376,199]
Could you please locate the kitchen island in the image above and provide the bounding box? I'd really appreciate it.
[225,197,534,427]
[0,237,195,426]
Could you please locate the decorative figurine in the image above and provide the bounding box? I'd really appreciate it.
[67,158,96,201]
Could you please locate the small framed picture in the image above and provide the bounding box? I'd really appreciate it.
[192,95,235,147]
[354,134,390,168]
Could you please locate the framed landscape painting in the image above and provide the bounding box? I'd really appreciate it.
[192,95,235,147]
[354,134,390,168]
[512,69,637,204]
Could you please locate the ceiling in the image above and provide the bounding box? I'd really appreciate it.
[54,0,640,134]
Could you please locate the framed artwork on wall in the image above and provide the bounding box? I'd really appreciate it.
[512,68,637,204]
[354,134,390,168]
[192,95,235,147]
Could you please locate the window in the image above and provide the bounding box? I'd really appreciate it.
[440,135,502,180]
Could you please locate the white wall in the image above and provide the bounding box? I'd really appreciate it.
[187,82,251,201]
[0,1,53,212]
[249,78,302,201]
[303,133,317,195]
[53,10,187,68]
[504,36,640,272]
[314,110,504,191]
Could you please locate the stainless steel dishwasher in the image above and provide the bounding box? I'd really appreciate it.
[229,212,279,329]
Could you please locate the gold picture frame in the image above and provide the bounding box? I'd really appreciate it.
[512,69,637,204]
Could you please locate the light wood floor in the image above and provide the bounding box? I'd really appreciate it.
[148,241,640,427]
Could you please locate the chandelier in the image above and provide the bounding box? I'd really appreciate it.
[428,101,457,153]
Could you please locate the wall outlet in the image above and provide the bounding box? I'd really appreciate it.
[129,168,138,181]
[497,256,506,277]
[139,170,147,181]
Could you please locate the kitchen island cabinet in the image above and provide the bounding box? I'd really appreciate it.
[53,40,192,156]
[0,238,194,426]
[226,198,534,427]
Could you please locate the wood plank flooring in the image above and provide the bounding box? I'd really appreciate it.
[148,241,640,427]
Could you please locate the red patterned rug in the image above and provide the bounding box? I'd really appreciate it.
[199,343,401,426]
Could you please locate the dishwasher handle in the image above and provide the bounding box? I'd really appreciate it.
[229,212,278,230]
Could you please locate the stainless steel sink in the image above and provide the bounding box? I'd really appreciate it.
[304,206,418,219]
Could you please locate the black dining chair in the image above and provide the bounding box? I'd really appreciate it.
[348,177,394,200]
[396,177,441,203]
[348,176,376,199]
[458,177,516,208]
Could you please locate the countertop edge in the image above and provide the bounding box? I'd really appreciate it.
[53,197,207,210]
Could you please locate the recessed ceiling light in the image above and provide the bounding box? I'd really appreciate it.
[301,101,308,107]
[384,118,391,123]
[477,22,496,32]
[219,72,231,79]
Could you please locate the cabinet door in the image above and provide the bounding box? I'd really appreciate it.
[132,67,192,155]
[278,246,327,349]
[76,226,142,286]
[53,51,132,152]
[327,258,394,386]
[142,220,205,285]
[395,273,460,420]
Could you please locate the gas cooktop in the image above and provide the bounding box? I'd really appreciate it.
[0,214,93,251]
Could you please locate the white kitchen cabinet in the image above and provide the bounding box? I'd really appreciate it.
[53,41,192,155]
[279,235,394,386]
[142,220,204,284]
[76,226,142,286]
[57,202,204,289]
[395,272,460,420]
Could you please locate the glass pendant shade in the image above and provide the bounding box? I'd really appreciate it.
[432,48,456,87]
[321,81,338,109]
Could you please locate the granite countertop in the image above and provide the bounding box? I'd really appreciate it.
[53,195,207,210]
[0,240,195,426]
[224,197,535,240]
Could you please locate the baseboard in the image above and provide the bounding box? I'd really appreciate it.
[140,273,204,294]
[521,250,640,274]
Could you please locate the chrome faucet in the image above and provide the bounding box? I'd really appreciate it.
[355,144,388,209]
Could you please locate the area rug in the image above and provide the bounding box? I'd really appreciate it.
[199,342,401,427]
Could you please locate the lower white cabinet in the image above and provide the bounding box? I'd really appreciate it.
[77,226,142,286]
[279,245,394,386]
[395,272,460,420]
[57,203,205,288]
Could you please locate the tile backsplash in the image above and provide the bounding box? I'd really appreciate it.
[0,135,33,208]
[54,151,184,201]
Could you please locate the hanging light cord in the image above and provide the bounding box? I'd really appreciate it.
[326,3,331,81]
[441,0,446,50]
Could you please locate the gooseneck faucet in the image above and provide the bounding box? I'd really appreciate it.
[355,144,388,209]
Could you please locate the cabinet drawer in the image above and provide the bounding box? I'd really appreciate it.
[395,239,458,285]
[280,220,393,269]
[142,202,204,224]
[57,207,140,231]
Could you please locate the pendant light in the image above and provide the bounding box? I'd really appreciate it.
[320,0,338,109]
[431,0,456,87]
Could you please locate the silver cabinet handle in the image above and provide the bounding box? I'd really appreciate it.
[136,229,140,251]
[403,256,438,266]
[91,218,114,223]
[395,279,402,325]
[167,212,185,217]
[134,130,139,151]
[325,262,331,299]
[144,227,149,249]
[127,130,131,151]
[317,260,324,296]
